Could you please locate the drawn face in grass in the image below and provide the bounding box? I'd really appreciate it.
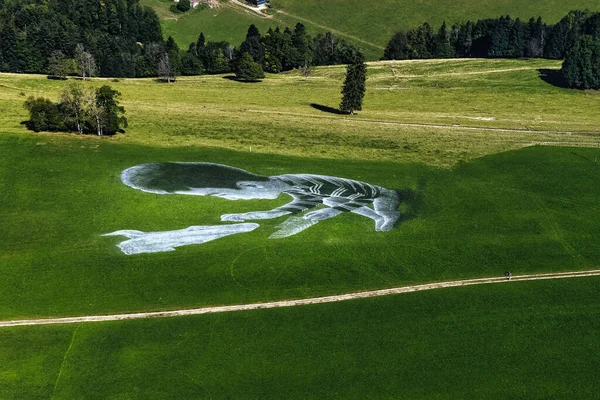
[121,162,285,200]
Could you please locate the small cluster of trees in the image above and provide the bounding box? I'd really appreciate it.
[47,45,97,80]
[23,83,127,136]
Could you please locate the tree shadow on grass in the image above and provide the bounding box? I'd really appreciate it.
[222,75,262,83]
[395,188,424,225]
[538,68,569,89]
[310,103,349,115]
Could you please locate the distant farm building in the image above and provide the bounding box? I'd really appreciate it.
[249,0,266,5]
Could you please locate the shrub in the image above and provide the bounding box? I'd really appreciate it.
[23,97,64,132]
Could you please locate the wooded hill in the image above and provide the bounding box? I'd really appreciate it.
[0,0,162,76]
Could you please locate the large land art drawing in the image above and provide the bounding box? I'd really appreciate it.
[104,163,402,254]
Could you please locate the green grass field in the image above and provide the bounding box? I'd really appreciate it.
[1,58,600,397]
[2,59,599,167]
[141,0,600,59]
[2,278,599,398]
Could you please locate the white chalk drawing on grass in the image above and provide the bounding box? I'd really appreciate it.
[104,163,401,254]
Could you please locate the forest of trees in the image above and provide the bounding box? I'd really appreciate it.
[0,0,359,79]
[383,10,600,61]
[2,1,599,88]
[383,10,600,89]
[0,0,162,77]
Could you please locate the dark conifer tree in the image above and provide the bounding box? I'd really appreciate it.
[340,53,367,114]
[177,0,191,12]
[197,33,206,49]
[238,24,264,64]
[383,31,409,60]
[165,36,181,75]
[435,21,454,58]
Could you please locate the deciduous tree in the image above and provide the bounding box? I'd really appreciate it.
[75,44,96,80]
[158,53,175,82]
[60,83,87,134]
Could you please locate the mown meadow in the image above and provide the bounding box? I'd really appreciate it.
[1,58,599,398]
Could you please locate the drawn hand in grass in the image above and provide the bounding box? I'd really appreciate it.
[220,213,246,222]
[221,210,290,222]
[303,208,342,221]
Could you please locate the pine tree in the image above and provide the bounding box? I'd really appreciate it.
[339,53,366,114]
[435,21,454,58]
[47,51,70,79]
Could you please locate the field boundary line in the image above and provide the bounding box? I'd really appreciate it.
[1,270,599,328]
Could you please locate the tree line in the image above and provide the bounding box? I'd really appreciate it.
[157,23,362,80]
[383,10,600,89]
[384,10,600,61]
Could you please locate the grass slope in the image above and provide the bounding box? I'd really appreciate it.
[2,277,599,398]
[1,59,599,167]
[1,57,600,398]
[141,0,600,59]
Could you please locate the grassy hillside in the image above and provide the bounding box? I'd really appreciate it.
[1,59,600,319]
[1,59,600,398]
[141,0,600,59]
[2,59,599,167]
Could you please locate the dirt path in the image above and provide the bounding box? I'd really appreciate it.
[1,269,599,328]
[228,0,270,16]
[275,10,385,51]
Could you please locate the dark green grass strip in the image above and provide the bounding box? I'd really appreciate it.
[1,276,599,399]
